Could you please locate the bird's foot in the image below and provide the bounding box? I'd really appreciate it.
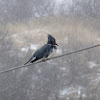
[42,58,49,62]
[47,58,50,60]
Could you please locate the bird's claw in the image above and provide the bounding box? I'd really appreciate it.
[42,58,50,62]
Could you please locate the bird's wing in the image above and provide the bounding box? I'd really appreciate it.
[24,44,52,65]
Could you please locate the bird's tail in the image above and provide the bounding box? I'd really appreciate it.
[24,56,35,65]
[24,60,30,65]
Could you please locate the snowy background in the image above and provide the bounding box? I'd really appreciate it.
[0,0,100,100]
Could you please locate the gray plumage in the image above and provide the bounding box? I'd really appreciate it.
[24,34,58,65]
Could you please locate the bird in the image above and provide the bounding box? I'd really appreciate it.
[24,34,58,65]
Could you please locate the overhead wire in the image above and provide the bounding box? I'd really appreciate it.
[0,44,100,75]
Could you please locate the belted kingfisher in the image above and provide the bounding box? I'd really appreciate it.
[24,34,58,65]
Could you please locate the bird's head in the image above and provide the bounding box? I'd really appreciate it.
[47,34,58,46]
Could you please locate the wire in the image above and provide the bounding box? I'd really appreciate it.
[0,44,100,75]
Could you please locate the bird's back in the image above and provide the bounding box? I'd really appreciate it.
[33,44,55,58]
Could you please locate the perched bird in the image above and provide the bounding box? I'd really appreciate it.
[24,34,58,65]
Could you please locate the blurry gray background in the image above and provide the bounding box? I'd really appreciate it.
[0,0,100,100]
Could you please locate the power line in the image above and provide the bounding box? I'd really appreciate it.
[0,44,100,75]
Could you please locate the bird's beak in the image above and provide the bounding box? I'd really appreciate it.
[55,43,58,46]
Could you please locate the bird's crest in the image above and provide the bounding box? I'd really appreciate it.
[47,34,58,46]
